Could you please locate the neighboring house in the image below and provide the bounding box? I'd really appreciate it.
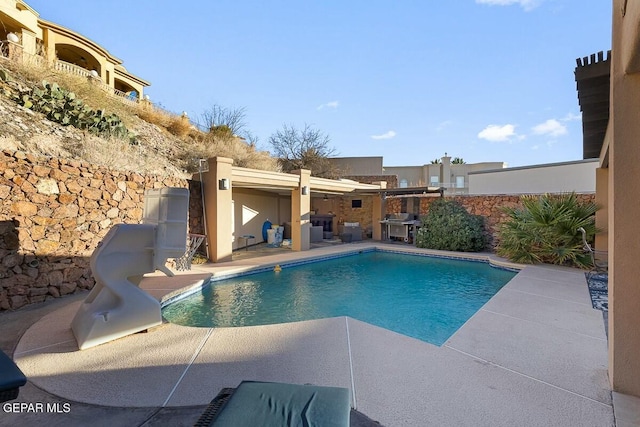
[383,156,505,193]
[0,0,149,99]
[329,155,506,194]
[468,159,598,195]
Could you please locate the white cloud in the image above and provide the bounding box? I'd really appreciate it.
[532,119,567,137]
[317,101,339,110]
[371,130,397,140]
[561,112,582,122]
[475,0,542,12]
[477,124,517,142]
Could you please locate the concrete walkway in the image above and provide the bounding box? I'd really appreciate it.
[1,244,618,426]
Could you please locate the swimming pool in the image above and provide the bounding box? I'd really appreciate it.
[162,251,517,345]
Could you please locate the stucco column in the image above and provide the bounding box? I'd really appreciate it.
[291,170,311,251]
[608,0,640,397]
[422,165,429,187]
[43,28,56,63]
[20,30,36,56]
[441,155,451,190]
[203,157,233,262]
[371,181,386,241]
[595,167,608,251]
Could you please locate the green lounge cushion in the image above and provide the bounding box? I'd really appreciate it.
[0,350,26,395]
[211,381,350,427]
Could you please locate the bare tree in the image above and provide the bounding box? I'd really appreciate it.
[201,105,248,139]
[268,124,339,178]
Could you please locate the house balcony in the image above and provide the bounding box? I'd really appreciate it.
[432,182,469,195]
[1,39,139,106]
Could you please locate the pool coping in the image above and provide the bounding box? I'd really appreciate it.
[11,243,614,426]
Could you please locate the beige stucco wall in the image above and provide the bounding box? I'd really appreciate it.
[279,196,292,223]
[383,165,424,187]
[203,157,233,263]
[594,168,608,251]
[329,156,383,176]
[468,159,598,195]
[607,0,640,397]
[0,1,39,35]
[231,188,286,249]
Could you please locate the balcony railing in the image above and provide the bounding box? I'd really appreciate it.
[54,60,92,78]
[430,182,469,194]
[0,41,8,58]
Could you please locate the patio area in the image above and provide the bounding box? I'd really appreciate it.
[0,243,627,426]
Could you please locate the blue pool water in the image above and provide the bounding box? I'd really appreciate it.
[162,251,517,345]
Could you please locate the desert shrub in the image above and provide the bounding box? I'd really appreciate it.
[208,124,234,140]
[496,192,598,268]
[166,115,193,138]
[18,80,132,141]
[416,199,487,252]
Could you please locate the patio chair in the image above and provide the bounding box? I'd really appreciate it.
[0,349,27,403]
[194,381,352,426]
[577,227,608,273]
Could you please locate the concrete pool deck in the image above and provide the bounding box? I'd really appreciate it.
[0,243,631,426]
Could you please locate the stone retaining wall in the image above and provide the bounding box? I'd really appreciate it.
[0,150,201,311]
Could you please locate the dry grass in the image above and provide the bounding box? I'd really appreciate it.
[135,104,173,128]
[166,115,193,138]
[175,133,280,172]
[70,134,186,176]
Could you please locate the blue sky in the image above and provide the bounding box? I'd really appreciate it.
[26,0,611,167]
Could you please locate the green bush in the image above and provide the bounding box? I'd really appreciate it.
[416,199,487,252]
[496,192,598,268]
[18,80,134,142]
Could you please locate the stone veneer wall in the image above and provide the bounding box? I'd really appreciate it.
[385,193,596,247]
[335,175,398,237]
[0,150,203,311]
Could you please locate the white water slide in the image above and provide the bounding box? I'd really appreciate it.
[71,188,189,350]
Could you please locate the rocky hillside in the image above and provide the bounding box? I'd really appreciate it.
[0,63,278,177]
[0,92,191,178]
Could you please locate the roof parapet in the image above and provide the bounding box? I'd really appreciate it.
[576,50,611,68]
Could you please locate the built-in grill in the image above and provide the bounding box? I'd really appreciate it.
[379,213,421,243]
